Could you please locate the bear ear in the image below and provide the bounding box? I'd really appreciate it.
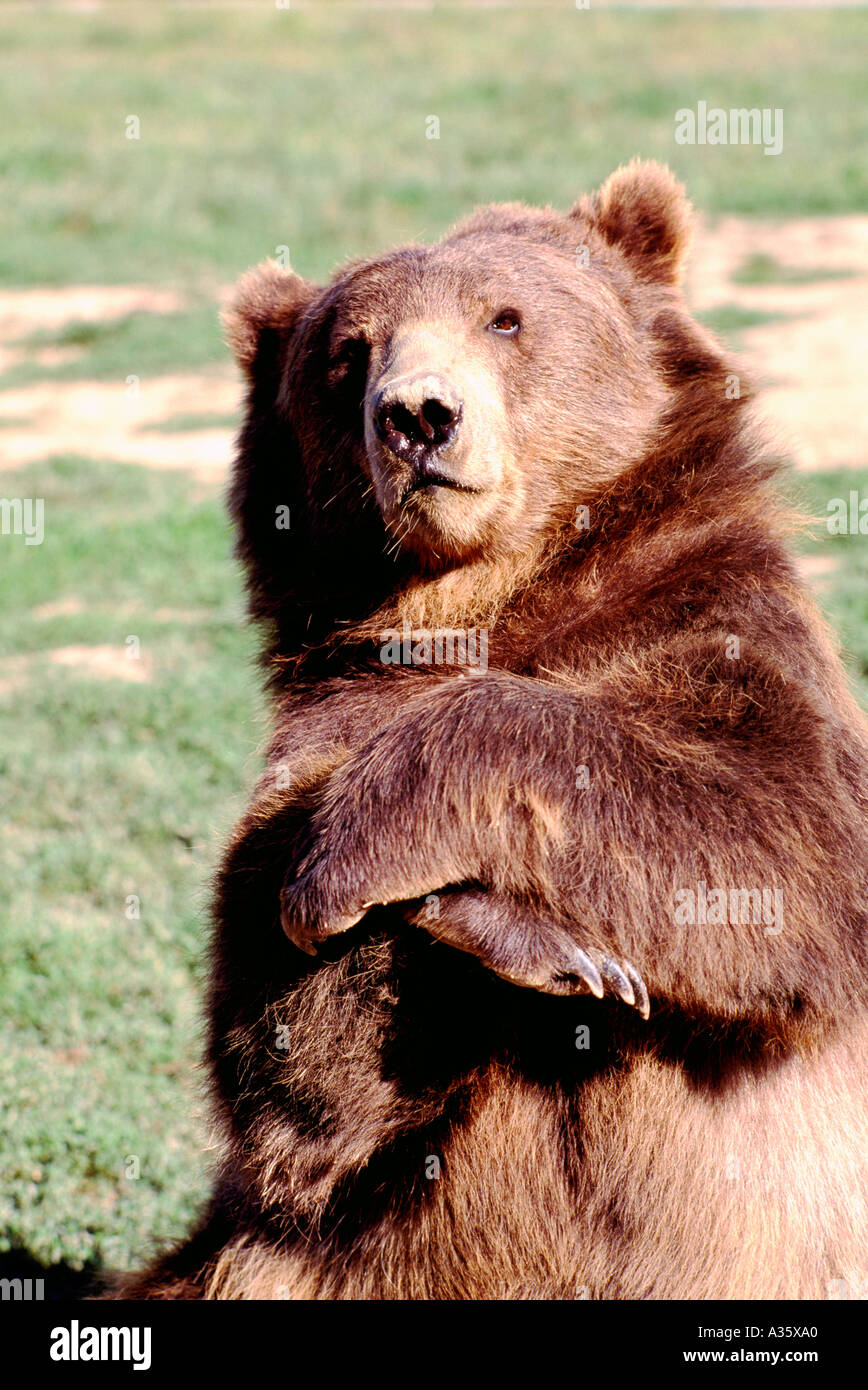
[578,160,692,287]
[222,259,318,379]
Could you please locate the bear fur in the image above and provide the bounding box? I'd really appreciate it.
[116,161,868,1300]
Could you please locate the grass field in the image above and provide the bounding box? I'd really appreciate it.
[1,2,867,1287]
[2,4,868,292]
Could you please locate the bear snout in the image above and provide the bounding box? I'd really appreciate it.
[373,373,463,466]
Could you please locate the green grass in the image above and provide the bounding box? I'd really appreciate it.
[696,303,792,340]
[731,253,860,287]
[1,3,867,1283]
[0,6,867,291]
[0,457,263,1277]
[1,307,226,389]
[790,467,868,696]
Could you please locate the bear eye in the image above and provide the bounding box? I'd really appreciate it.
[487,310,521,337]
[327,336,370,390]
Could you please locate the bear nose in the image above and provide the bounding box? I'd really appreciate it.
[374,375,463,461]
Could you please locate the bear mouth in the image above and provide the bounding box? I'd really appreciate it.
[401,470,484,501]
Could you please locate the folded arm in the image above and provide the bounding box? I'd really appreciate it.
[278,651,868,1034]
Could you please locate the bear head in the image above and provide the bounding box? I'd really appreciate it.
[224,161,728,653]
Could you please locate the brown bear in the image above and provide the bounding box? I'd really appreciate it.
[117,161,868,1300]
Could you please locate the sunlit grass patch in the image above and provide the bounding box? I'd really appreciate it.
[731,253,860,287]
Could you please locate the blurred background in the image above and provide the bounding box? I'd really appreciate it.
[1,0,866,1290]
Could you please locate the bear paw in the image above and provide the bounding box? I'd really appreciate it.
[403,888,651,1018]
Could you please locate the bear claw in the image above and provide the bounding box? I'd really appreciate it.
[593,954,650,1019]
[621,959,651,1019]
[596,955,636,1008]
[553,950,650,1018]
[562,947,605,999]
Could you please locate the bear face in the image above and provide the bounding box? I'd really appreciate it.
[225,162,696,586]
